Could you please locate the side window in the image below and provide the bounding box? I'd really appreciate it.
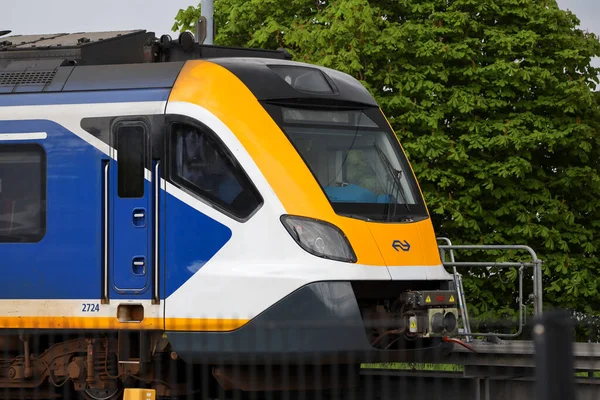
[116,124,146,198]
[0,144,46,242]
[170,122,263,219]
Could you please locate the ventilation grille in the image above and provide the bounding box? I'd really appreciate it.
[0,70,57,86]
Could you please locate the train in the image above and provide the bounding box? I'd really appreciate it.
[0,29,460,399]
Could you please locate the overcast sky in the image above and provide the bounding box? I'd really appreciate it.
[1,0,598,66]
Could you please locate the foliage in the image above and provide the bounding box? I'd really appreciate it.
[173,0,600,334]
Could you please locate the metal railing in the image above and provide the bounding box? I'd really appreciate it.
[437,237,473,342]
[437,237,543,340]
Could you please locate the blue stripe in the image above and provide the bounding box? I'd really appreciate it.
[0,88,171,107]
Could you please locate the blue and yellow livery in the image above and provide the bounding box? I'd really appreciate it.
[0,29,458,399]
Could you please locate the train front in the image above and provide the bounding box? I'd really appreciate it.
[164,57,460,373]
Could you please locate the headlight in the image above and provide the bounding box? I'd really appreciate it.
[280,215,357,263]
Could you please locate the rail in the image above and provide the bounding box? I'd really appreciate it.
[365,334,600,400]
[437,238,543,340]
[437,237,473,342]
[359,365,600,400]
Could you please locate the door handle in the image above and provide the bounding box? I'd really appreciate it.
[132,208,146,227]
[132,257,145,275]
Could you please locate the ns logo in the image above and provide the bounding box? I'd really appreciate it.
[392,240,411,252]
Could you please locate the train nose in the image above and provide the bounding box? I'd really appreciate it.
[366,222,429,268]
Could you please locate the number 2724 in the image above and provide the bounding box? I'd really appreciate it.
[82,303,100,312]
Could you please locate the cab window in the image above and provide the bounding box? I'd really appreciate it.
[169,122,263,220]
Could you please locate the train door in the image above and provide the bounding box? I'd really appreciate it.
[109,120,151,295]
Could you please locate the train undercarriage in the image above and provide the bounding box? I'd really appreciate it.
[0,331,190,399]
[0,282,459,399]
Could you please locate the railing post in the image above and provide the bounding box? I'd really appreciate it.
[534,259,543,316]
[534,309,575,400]
[437,237,472,341]
[200,0,214,45]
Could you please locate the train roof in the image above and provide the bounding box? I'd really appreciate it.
[0,29,377,107]
[0,29,291,94]
[0,29,291,64]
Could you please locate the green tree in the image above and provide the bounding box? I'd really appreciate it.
[174,0,600,338]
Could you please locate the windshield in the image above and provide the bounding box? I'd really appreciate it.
[264,104,428,222]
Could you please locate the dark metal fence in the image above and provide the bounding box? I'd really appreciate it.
[0,310,598,400]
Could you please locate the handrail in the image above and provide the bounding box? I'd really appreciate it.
[438,237,472,342]
[152,161,160,304]
[437,239,543,340]
[102,162,109,304]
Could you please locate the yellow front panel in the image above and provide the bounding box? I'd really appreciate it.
[366,220,443,266]
[169,61,384,266]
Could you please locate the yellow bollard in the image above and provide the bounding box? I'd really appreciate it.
[123,388,156,400]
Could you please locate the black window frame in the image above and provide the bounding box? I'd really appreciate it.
[113,120,148,199]
[0,143,47,243]
[166,116,264,222]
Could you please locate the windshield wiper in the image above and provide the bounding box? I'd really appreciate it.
[373,143,411,220]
